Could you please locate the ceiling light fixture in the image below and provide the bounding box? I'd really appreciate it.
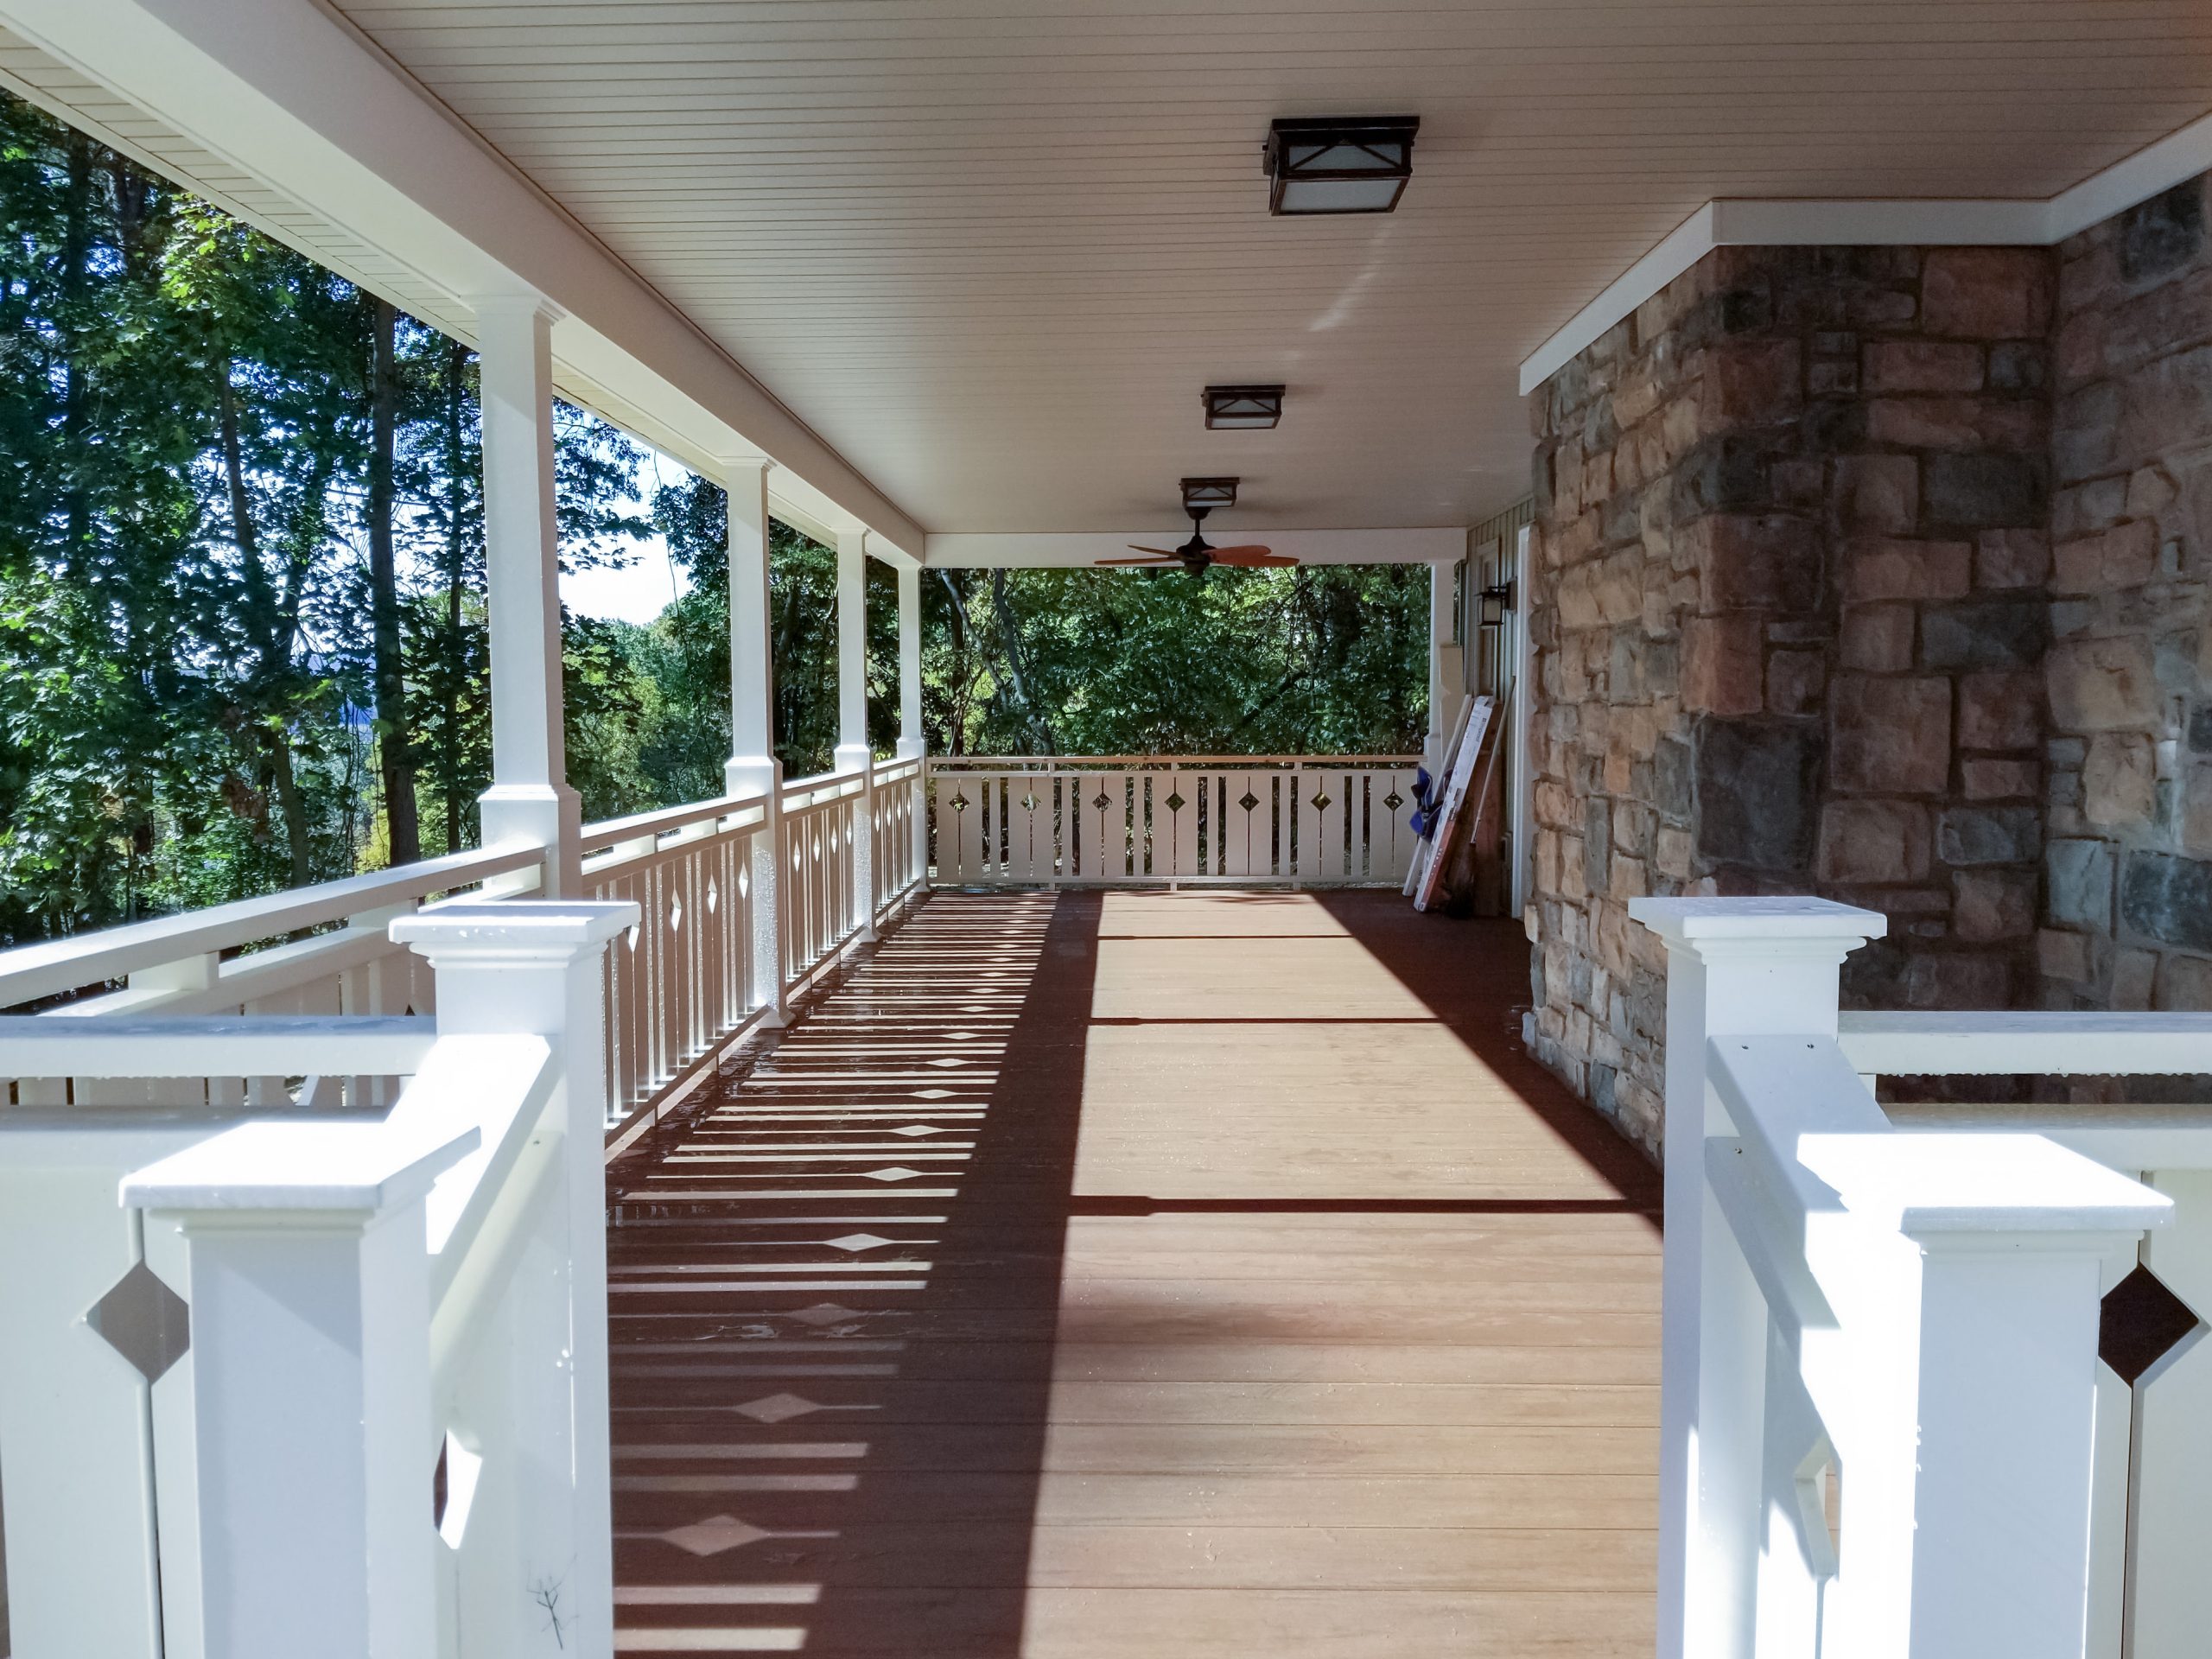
[1180,477,1239,514]
[1203,385,1286,429]
[1264,117,1420,216]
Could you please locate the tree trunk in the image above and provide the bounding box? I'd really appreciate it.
[366,296,421,865]
[988,569,1056,754]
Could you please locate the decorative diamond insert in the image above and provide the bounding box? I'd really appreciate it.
[1237,791,1261,813]
[1092,791,1112,811]
[706,878,719,915]
[669,893,684,932]
[2101,1263,2205,1385]
[1021,793,1040,811]
[1309,793,1332,813]
[1163,791,1186,814]
[948,792,969,813]
[86,1261,190,1384]
[1382,789,1405,811]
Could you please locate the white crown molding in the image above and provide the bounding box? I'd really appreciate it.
[1518,109,2212,397]
[925,528,1468,569]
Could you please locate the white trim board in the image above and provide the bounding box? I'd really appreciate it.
[1518,108,2212,396]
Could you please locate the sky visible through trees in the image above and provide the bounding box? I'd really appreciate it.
[0,89,1428,947]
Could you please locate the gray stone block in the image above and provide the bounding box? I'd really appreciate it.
[1918,597,2050,670]
[1937,804,2041,865]
[2122,850,2212,952]
[2047,839,2115,931]
[1924,451,2050,531]
[1694,716,1821,875]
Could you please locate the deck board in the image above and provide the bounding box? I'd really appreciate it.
[606,890,1661,1657]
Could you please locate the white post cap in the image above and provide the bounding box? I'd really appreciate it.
[390,900,639,959]
[122,1122,479,1215]
[1630,894,1888,949]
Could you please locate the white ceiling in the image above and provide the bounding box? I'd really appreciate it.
[144,3,2212,534]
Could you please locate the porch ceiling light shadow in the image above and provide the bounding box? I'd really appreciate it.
[1203,385,1286,430]
[1264,117,1420,216]
[1180,477,1238,512]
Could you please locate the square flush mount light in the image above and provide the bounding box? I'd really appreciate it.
[1203,385,1286,430]
[1180,477,1239,512]
[1265,117,1420,215]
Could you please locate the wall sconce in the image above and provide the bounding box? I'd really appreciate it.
[1264,117,1420,215]
[1478,582,1514,627]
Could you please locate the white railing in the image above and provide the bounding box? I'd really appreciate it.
[1,760,932,1133]
[1632,896,2205,1659]
[0,901,632,1659]
[928,753,1423,885]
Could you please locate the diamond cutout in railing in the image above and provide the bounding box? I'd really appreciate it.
[1309,793,1332,813]
[737,867,751,899]
[626,923,641,953]
[86,1260,190,1384]
[948,792,970,814]
[1382,789,1405,811]
[1092,791,1112,812]
[1021,793,1040,812]
[1237,791,1261,813]
[669,893,684,932]
[705,878,719,915]
[1164,791,1186,814]
[2101,1263,2205,1385]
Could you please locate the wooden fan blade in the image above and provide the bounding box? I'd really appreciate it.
[1095,555,1177,566]
[1210,549,1297,567]
[1124,544,1182,556]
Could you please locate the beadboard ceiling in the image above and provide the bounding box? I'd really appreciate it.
[80,3,2212,533]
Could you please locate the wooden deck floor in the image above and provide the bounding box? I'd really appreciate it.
[605,889,1662,1657]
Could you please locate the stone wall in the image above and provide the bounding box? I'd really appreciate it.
[2042,176,2212,1018]
[1526,244,2059,1156]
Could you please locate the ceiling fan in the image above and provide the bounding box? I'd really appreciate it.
[1094,505,1297,578]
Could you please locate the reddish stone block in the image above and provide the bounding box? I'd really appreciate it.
[1691,515,1818,613]
[2038,927,2094,984]
[1922,247,2056,340]
[1681,613,1766,715]
[1974,529,2051,589]
[1816,799,1932,884]
[2053,518,2158,593]
[1840,604,1916,672]
[1700,338,1803,429]
[1958,670,2044,750]
[1864,340,1985,394]
[1844,537,1972,603]
[1831,676,1952,793]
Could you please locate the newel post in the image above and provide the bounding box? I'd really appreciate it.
[122,1122,480,1659]
[387,900,635,1656]
[1628,896,1887,1659]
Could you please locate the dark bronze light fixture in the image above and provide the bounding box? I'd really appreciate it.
[1180,477,1239,513]
[1203,385,1286,430]
[1264,117,1420,215]
[1478,582,1514,628]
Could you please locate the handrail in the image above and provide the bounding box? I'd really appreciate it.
[579,791,766,855]
[0,1013,435,1077]
[0,840,544,1007]
[1839,1009,2212,1077]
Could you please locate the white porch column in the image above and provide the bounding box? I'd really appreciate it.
[123,1122,477,1659]
[720,458,789,1024]
[895,562,928,887]
[472,295,582,897]
[1426,556,1460,772]
[835,530,877,941]
[1628,897,1888,1659]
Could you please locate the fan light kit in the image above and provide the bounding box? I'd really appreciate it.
[1203,385,1286,430]
[1264,117,1420,216]
[1097,480,1296,579]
